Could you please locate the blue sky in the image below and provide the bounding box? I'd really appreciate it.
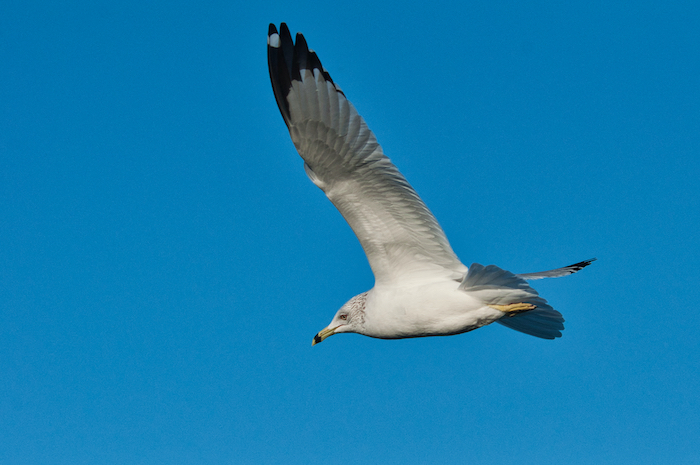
[2,0,699,463]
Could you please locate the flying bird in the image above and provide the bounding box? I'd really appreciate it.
[267,23,594,345]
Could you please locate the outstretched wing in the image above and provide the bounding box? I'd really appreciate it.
[268,23,466,284]
[516,258,597,281]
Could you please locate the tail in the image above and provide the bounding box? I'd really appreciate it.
[460,263,565,340]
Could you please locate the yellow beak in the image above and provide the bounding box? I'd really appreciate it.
[312,325,340,346]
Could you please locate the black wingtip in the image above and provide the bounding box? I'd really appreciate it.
[279,22,291,39]
[267,23,293,126]
[279,23,294,75]
[267,23,344,128]
[291,33,308,82]
[569,258,597,272]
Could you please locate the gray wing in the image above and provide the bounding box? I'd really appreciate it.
[268,24,466,285]
[516,258,596,281]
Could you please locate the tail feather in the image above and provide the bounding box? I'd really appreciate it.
[497,312,564,340]
[460,263,565,340]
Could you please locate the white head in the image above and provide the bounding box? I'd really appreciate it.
[312,292,367,345]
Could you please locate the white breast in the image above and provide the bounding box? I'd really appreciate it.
[361,280,503,339]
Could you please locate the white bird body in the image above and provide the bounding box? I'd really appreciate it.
[267,23,594,344]
[362,282,502,339]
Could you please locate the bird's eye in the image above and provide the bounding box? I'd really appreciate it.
[339,314,347,320]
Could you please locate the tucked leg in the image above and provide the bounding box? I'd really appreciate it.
[490,302,536,316]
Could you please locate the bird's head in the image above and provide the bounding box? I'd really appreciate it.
[312,292,367,346]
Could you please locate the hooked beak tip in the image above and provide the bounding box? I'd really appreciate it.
[311,325,340,346]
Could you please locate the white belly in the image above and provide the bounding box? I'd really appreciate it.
[361,279,504,339]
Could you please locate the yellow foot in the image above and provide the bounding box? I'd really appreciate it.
[490,302,536,316]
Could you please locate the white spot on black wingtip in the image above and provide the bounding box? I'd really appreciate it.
[268,33,280,48]
[267,23,278,38]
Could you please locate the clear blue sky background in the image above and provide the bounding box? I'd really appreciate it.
[2,0,699,463]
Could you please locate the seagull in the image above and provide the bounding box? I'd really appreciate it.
[267,23,594,345]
